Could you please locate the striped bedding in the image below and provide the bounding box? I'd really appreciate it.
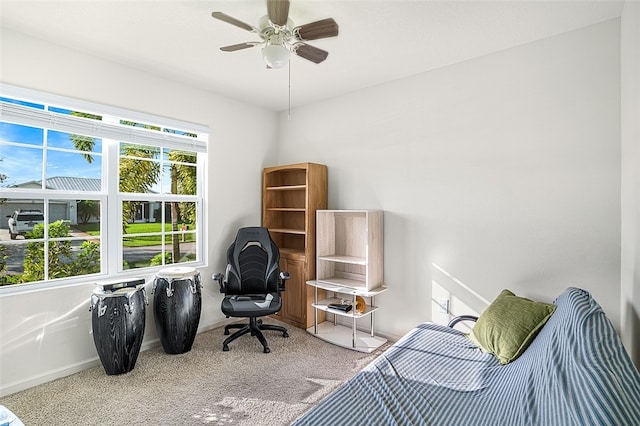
[293,287,640,425]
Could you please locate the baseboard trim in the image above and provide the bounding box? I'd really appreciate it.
[0,321,237,398]
[1,358,102,398]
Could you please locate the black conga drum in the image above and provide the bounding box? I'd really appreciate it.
[152,266,202,354]
[90,278,147,375]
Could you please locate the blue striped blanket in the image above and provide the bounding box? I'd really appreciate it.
[293,287,640,425]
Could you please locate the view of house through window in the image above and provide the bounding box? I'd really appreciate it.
[0,87,208,287]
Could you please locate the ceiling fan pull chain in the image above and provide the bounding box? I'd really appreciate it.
[288,60,292,121]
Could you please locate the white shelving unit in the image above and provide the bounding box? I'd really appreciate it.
[315,210,383,291]
[307,210,387,352]
[307,280,387,352]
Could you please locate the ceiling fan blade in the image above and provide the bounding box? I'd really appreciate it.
[267,0,290,26]
[220,43,257,52]
[294,44,329,64]
[211,11,255,32]
[294,18,339,41]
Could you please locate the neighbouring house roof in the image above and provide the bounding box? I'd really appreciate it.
[11,176,101,192]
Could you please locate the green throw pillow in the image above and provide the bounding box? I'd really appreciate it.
[468,289,556,365]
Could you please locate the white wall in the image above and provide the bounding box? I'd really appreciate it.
[0,28,278,396]
[621,1,640,367]
[277,20,622,341]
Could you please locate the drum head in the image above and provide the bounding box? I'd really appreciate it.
[93,285,141,298]
[156,266,198,279]
[96,277,145,292]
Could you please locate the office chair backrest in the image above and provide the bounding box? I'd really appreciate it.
[225,227,280,295]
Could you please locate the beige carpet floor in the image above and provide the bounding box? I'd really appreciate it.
[0,319,388,425]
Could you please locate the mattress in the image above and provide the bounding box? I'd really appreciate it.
[293,287,640,425]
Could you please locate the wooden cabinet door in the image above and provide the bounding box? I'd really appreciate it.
[279,257,306,328]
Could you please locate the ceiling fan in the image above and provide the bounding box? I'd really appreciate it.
[211,0,339,69]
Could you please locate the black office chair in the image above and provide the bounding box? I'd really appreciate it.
[213,227,289,353]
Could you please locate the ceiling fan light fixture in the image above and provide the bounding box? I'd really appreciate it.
[212,0,337,67]
[262,43,290,68]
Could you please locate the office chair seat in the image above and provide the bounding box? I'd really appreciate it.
[221,294,282,317]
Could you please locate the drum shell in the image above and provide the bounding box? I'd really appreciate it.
[153,272,202,354]
[91,288,146,375]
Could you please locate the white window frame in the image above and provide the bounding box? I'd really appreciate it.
[0,83,209,293]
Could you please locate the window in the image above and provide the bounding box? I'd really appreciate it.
[0,84,208,289]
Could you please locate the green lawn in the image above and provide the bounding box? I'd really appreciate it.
[76,222,195,247]
[75,223,100,235]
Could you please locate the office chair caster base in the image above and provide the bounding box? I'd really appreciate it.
[221,317,288,352]
[224,323,245,336]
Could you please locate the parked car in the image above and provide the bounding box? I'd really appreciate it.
[7,209,44,239]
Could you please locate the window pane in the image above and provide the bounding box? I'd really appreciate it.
[46,151,102,184]
[2,199,45,239]
[120,158,160,194]
[45,238,75,280]
[0,198,43,285]
[120,120,160,131]
[75,200,101,232]
[163,128,197,138]
[123,201,159,225]
[0,122,44,145]
[160,165,171,194]
[122,203,163,269]
[46,202,102,279]
[163,148,196,164]
[48,130,102,153]
[120,143,160,160]
[173,202,196,230]
[0,97,44,109]
[60,238,101,278]
[48,201,66,226]
[0,197,44,285]
[167,235,196,265]
[119,143,161,194]
[48,199,101,232]
[0,146,43,187]
[161,163,197,195]
[122,238,163,270]
[48,107,102,122]
[0,243,26,286]
[13,241,45,283]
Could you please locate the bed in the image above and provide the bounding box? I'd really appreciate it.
[293,287,640,425]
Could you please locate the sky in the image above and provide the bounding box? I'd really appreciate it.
[0,97,101,188]
[0,122,102,187]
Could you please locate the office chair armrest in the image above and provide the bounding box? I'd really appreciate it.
[278,271,290,291]
[212,272,225,293]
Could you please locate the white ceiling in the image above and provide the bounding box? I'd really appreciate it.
[0,0,625,112]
